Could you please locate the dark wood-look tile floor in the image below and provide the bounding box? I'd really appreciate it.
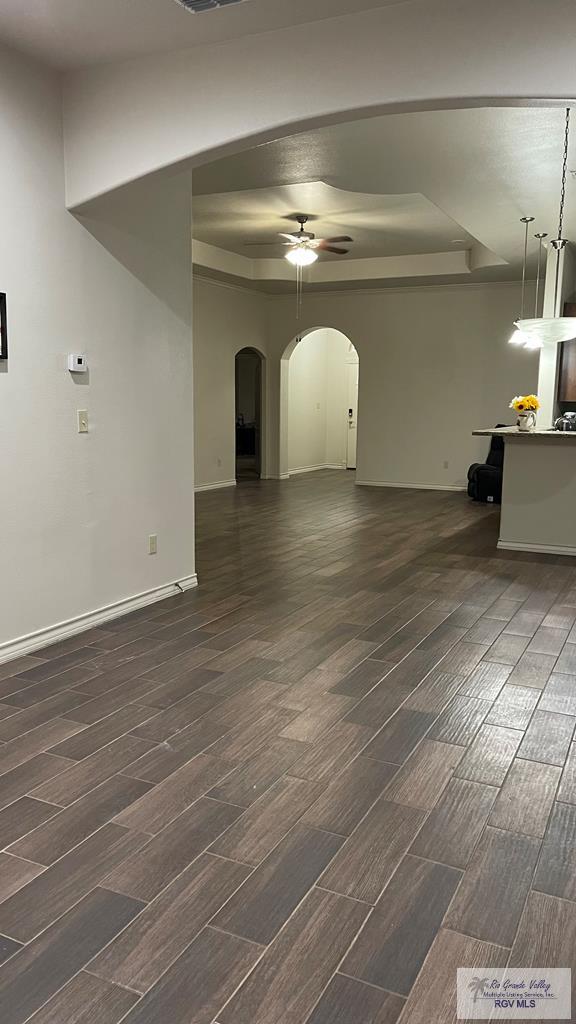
[1,470,576,1023]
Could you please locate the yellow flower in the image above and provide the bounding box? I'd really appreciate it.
[509,394,539,413]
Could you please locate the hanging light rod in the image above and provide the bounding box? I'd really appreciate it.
[509,216,535,346]
[512,107,576,348]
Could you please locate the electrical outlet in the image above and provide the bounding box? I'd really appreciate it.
[443,460,449,469]
[77,410,89,433]
[148,534,158,555]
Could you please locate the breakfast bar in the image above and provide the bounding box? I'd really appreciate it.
[472,427,576,557]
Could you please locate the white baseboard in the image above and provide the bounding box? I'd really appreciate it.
[289,464,346,476]
[498,540,576,557]
[195,479,237,493]
[356,480,466,492]
[0,573,198,666]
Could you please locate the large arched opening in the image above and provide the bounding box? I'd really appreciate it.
[279,328,359,481]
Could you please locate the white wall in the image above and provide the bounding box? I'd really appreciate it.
[270,283,539,488]
[287,329,353,473]
[63,0,576,207]
[0,44,194,657]
[192,278,537,490]
[193,277,268,489]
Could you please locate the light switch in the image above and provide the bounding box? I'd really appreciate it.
[77,410,89,433]
[149,534,158,555]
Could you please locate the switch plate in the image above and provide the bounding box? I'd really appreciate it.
[149,534,158,555]
[77,410,89,433]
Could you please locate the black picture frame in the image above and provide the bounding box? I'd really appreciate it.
[0,293,7,360]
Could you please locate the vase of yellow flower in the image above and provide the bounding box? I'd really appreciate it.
[509,394,540,432]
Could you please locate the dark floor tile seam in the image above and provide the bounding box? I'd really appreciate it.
[532,703,576,723]
[212,881,373,1024]
[455,729,526,787]
[23,892,170,1019]
[209,833,363,955]
[0,880,145,967]
[205,849,261,871]
[530,883,576,906]
[337,969,406,1001]
[361,701,447,768]
[494,753,565,798]
[97,845,262,956]
[203,794,253,811]
[43,707,163,756]
[141,604,257,640]
[314,799,435,909]
[353,596,439,645]
[205,923,266,949]
[525,888,576,909]
[3,850,47,871]
[147,615,269,651]
[211,927,286,1024]
[313,884,373,906]
[10,653,104,685]
[289,888,385,1024]
[0,658,49,681]
[452,820,547,958]
[0,796,65,850]
[204,818,345,877]
[82,965,150,998]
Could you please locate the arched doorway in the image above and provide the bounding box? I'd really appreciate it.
[235,347,264,480]
[279,328,359,479]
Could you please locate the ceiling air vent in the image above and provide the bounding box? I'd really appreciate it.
[175,0,246,12]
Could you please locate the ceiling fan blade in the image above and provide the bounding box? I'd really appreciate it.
[279,232,301,242]
[323,236,353,244]
[317,244,350,255]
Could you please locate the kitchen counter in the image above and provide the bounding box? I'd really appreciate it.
[472,427,576,557]
[473,427,576,441]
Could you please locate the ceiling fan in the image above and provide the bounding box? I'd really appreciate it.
[245,215,353,266]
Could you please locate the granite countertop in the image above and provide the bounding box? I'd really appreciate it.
[473,427,576,440]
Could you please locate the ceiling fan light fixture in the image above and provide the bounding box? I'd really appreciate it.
[286,246,318,267]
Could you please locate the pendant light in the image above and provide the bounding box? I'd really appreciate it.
[508,216,534,345]
[514,107,576,347]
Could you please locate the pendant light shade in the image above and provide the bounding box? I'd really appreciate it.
[508,328,529,346]
[514,317,576,345]
[509,109,576,349]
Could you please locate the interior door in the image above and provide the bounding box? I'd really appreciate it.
[346,361,359,469]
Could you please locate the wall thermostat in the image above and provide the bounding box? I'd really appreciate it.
[68,354,87,373]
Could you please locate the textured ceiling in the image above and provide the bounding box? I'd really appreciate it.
[192,181,476,259]
[193,105,573,273]
[0,0,414,69]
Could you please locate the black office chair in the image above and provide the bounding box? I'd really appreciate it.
[467,426,508,504]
